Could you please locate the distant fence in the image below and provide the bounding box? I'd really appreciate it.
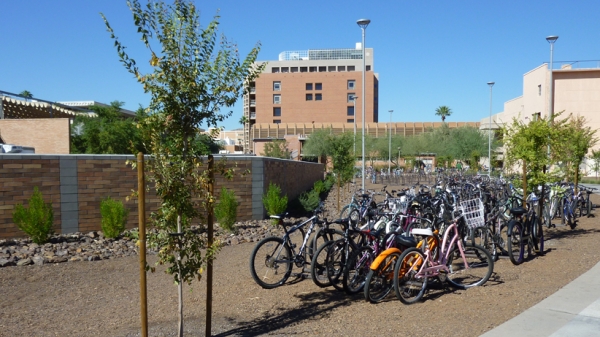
[0,154,324,240]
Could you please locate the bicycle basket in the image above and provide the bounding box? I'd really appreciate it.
[458,198,485,229]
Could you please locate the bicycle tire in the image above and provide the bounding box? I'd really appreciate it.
[445,244,494,289]
[496,218,509,256]
[393,247,428,304]
[472,226,498,262]
[309,227,344,262]
[325,239,350,292]
[343,246,375,294]
[249,237,292,289]
[339,205,354,219]
[364,252,402,303]
[507,222,524,265]
[310,240,335,288]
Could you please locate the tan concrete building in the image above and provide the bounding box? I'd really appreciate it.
[242,45,378,153]
[481,61,600,173]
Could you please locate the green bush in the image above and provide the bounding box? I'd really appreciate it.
[299,189,321,212]
[313,180,326,194]
[263,183,288,224]
[214,187,238,233]
[12,187,54,244]
[100,196,129,239]
[323,174,335,191]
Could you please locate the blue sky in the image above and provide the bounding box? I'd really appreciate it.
[1,1,599,130]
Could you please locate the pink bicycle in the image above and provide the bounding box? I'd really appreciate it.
[393,199,494,304]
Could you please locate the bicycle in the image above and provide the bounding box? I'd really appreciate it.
[393,198,494,304]
[577,185,596,218]
[506,193,544,265]
[249,203,343,289]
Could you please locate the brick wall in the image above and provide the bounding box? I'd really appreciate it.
[0,118,70,154]
[0,154,324,239]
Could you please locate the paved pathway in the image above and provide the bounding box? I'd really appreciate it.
[482,261,600,337]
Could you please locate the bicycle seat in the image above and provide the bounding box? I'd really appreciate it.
[395,234,418,248]
[332,218,350,225]
[412,228,433,236]
[586,190,593,195]
[509,207,527,216]
[396,191,406,197]
[270,212,289,219]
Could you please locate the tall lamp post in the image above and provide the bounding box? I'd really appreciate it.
[487,82,494,176]
[546,35,558,122]
[352,96,358,158]
[357,18,370,190]
[388,110,393,175]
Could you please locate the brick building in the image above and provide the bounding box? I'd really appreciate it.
[242,45,378,154]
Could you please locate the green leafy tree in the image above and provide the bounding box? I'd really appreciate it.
[553,114,597,190]
[591,150,600,178]
[101,1,263,335]
[503,115,557,202]
[329,132,355,211]
[302,128,332,164]
[70,101,146,154]
[435,105,452,122]
[262,139,291,159]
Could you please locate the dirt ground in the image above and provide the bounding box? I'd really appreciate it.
[1,182,599,337]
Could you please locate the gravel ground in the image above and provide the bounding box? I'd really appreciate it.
[1,182,599,337]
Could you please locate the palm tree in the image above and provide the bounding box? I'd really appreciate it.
[19,90,33,100]
[435,105,452,122]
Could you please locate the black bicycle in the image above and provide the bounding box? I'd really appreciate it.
[507,194,544,265]
[249,203,343,289]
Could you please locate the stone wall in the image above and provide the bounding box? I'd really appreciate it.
[0,154,324,239]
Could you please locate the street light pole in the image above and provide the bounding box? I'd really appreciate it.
[353,96,358,158]
[388,110,393,175]
[546,35,558,122]
[357,18,370,191]
[487,82,494,176]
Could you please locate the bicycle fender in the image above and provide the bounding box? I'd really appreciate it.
[507,219,518,237]
[369,247,402,270]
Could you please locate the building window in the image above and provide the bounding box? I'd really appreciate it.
[538,84,542,96]
[306,94,313,101]
[315,93,322,101]
[347,93,356,103]
[348,80,355,90]
[347,119,354,123]
[328,66,336,72]
[309,66,317,72]
[300,66,308,72]
[273,81,281,91]
[273,120,281,124]
[281,67,289,73]
[532,112,541,121]
[315,83,322,90]
[347,106,354,116]
[347,65,355,71]
[273,107,281,116]
[366,65,371,71]
[291,67,298,73]
[273,95,281,104]
[338,66,346,72]
[306,83,313,90]
[272,67,279,73]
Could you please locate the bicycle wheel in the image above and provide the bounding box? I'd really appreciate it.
[310,240,335,288]
[496,218,509,256]
[507,222,524,265]
[393,248,427,304]
[471,226,497,262]
[364,252,402,303]
[348,209,361,224]
[343,246,375,294]
[445,244,494,289]
[339,205,354,219]
[325,239,349,292]
[249,237,292,289]
[309,227,343,262]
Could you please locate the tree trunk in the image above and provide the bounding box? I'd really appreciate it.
[522,162,527,206]
[177,214,183,337]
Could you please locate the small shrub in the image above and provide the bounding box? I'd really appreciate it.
[323,174,335,191]
[263,183,288,224]
[100,196,129,239]
[299,189,320,212]
[214,187,238,233]
[313,180,326,194]
[12,187,54,244]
